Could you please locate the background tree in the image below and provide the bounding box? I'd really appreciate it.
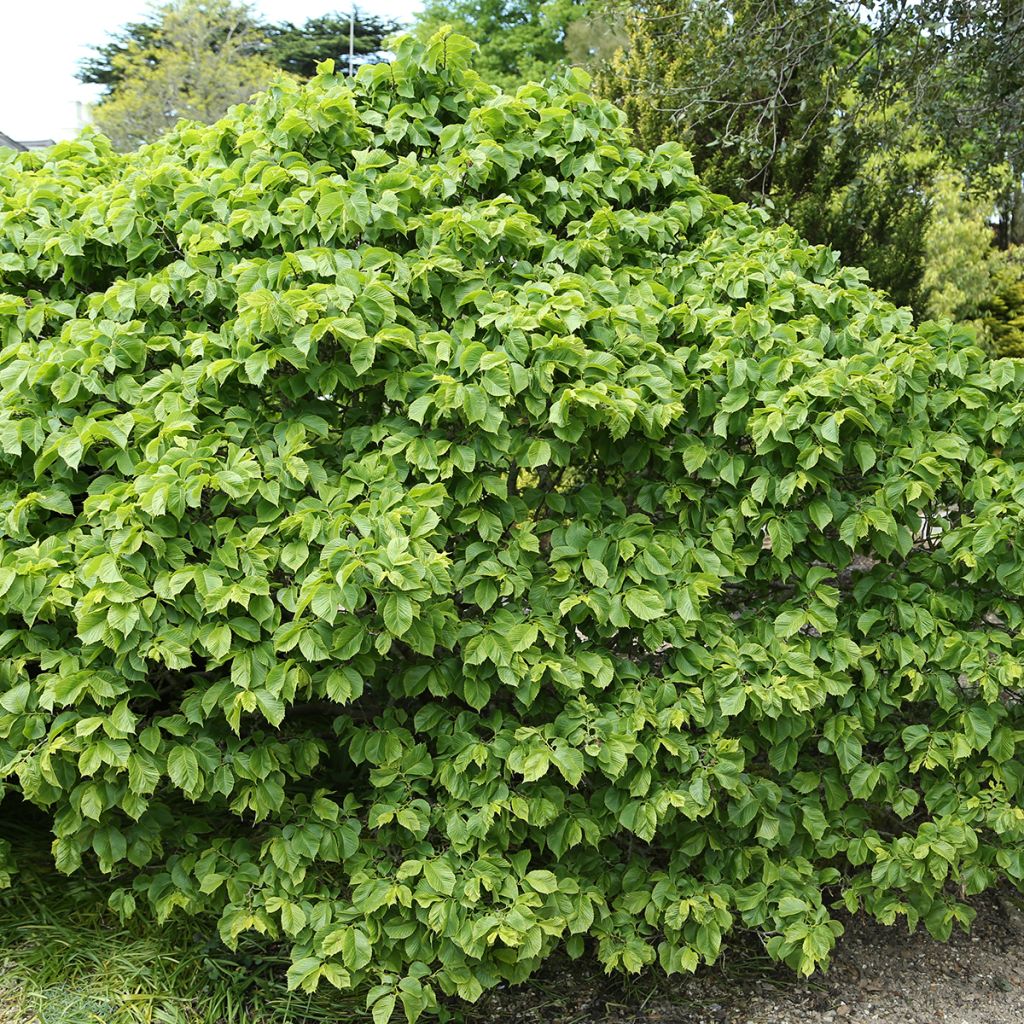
[785,110,942,310]
[78,18,163,90]
[594,0,929,304]
[596,0,865,195]
[563,9,627,66]
[892,0,1024,247]
[89,0,282,150]
[915,168,1024,357]
[594,0,1023,314]
[921,168,1004,323]
[262,11,402,78]
[79,5,401,93]
[981,262,1024,356]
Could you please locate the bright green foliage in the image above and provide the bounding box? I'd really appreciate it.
[921,168,1003,324]
[410,0,591,91]
[2,29,1024,1021]
[982,260,1024,358]
[917,169,1023,358]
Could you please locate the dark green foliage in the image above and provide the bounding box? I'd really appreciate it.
[262,11,404,78]
[786,131,939,312]
[596,0,1024,309]
[78,19,161,89]
[78,4,401,90]
[596,0,934,308]
[3,29,1024,1022]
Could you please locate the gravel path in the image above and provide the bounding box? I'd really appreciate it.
[718,891,1024,1024]
[472,890,1024,1024]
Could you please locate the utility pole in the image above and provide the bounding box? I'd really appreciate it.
[349,7,355,77]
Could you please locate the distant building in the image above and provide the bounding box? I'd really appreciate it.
[0,131,54,151]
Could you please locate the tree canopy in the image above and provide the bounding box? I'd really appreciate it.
[262,11,403,79]
[81,1,404,149]
[3,28,1024,1023]
[86,0,283,151]
[593,0,1022,311]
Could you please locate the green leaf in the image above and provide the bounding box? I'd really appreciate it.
[718,690,746,716]
[807,499,833,530]
[342,927,373,971]
[351,338,376,375]
[623,588,665,621]
[382,593,415,637]
[774,609,806,638]
[167,747,201,795]
[287,956,323,993]
[372,994,396,1024]
[281,901,307,935]
[523,440,552,468]
[423,860,456,895]
[582,558,609,587]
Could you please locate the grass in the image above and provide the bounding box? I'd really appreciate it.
[0,821,372,1024]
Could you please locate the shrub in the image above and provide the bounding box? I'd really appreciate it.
[2,30,1024,1021]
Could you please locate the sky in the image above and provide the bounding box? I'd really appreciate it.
[1,0,422,143]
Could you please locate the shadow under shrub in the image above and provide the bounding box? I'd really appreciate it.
[1,28,1023,1024]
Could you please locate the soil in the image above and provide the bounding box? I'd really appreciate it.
[468,889,1024,1024]
[0,986,30,1024]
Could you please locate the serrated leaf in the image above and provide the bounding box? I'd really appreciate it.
[382,593,414,637]
[167,746,201,795]
[623,588,665,621]
[423,859,456,895]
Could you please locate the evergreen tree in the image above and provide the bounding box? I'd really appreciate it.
[79,4,403,94]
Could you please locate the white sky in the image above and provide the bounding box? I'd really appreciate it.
[1,0,422,142]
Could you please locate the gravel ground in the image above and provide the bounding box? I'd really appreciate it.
[471,890,1024,1024]
[0,986,30,1024]
[715,891,1024,1024]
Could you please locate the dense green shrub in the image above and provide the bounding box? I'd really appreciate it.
[2,30,1024,1020]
